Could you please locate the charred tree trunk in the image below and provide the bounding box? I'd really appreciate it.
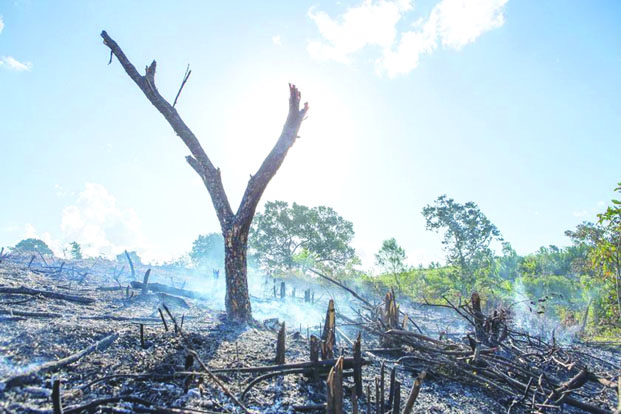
[224,225,251,319]
[100,31,308,322]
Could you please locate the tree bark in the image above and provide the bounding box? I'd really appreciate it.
[101,31,308,322]
[224,225,252,320]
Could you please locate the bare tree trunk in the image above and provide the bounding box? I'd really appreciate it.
[224,224,251,319]
[100,30,308,322]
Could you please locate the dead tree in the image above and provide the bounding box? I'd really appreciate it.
[100,31,309,321]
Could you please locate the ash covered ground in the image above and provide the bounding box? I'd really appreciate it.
[0,256,619,413]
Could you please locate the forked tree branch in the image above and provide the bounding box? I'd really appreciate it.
[100,30,234,228]
[101,30,308,235]
[236,84,309,229]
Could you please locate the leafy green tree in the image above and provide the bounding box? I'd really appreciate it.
[422,195,502,293]
[14,238,53,256]
[596,182,621,319]
[567,183,621,322]
[69,241,83,260]
[375,238,408,292]
[249,201,356,274]
[190,233,225,267]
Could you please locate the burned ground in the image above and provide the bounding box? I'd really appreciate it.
[0,257,619,414]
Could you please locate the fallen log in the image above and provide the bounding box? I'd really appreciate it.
[96,285,124,291]
[0,286,95,304]
[79,315,162,322]
[0,308,63,318]
[131,281,202,300]
[3,333,118,388]
[179,357,368,376]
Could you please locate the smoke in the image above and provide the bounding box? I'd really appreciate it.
[167,259,329,329]
[509,278,582,344]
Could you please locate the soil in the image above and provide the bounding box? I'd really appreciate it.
[0,257,619,414]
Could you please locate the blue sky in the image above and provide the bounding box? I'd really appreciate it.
[0,0,619,269]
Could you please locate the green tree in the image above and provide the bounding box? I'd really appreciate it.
[567,183,621,322]
[249,201,356,274]
[375,238,408,292]
[70,241,83,260]
[422,195,502,293]
[14,238,53,256]
[596,183,621,319]
[190,233,225,267]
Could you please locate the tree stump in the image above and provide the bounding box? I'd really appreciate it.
[275,322,286,365]
[326,357,344,414]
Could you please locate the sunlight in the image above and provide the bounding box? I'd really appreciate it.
[216,74,356,209]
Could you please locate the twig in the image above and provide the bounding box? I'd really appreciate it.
[240,368,305,400]
[0,286,95,304]
[4,333,118,388]
[188,350,252,414]
[173,64,192,108]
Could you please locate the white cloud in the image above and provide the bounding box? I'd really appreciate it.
[0,17,33,72]
[308,0,411,63]
[272,35,282,46]
[9,184,160,262]
[60,183,150,260]
[433,0,507,49]
[0,56,33,72]
[308,0,508,76]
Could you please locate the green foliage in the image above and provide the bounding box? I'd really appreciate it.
[69,241,83,260]
[422,195,502,293]
[364,184,621,336]
[566,182,621,324]
[375,238,408,291]
[249,201,357,274]
[190,233,224,267]
[14,238,53,255]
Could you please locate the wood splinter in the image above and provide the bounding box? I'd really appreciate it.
[326,356,344,414]
[402,370,426,414]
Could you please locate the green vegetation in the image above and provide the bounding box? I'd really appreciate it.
[249,201,357,275]
[375,238,407,292]
[14,238,53,255]
[245,184,620,337]
[69,241,83,260]
[422,195,503,294]
[190,233,225,267]
[364,186,619,337]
